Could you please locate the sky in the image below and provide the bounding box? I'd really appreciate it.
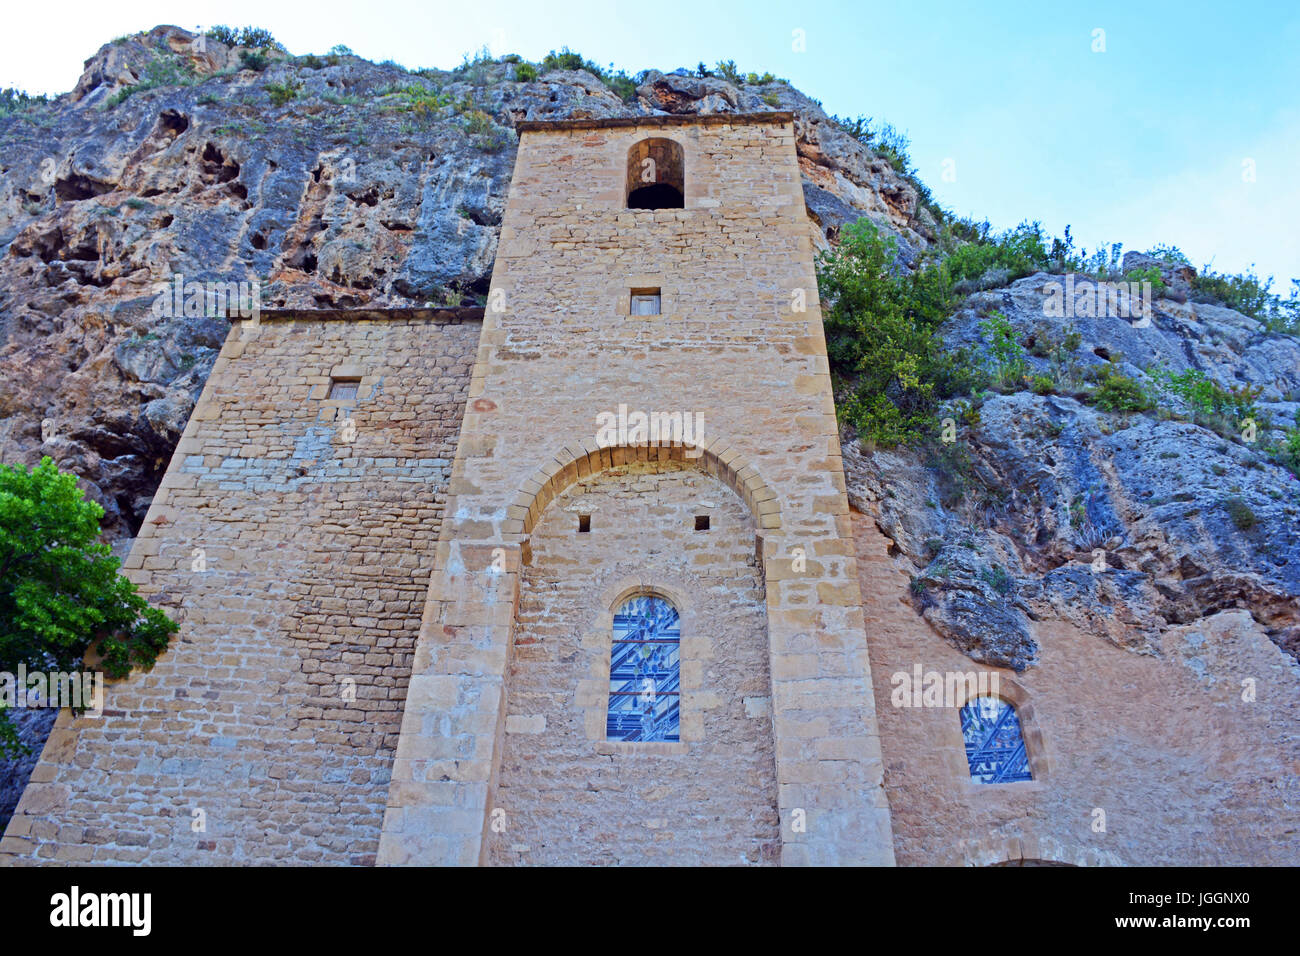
[4,0,1297,288]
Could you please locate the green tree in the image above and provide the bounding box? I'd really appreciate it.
[0,458,176,756]
[818,218,987,446]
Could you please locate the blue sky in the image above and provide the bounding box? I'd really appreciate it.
[6,0,1297,288]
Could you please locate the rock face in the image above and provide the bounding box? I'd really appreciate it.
[845,273,1300,670]
[0,26,933,541]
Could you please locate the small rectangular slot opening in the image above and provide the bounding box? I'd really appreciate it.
[328,378,360,401]
[630,288,661,316]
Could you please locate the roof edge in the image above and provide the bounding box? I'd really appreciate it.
[227,306,485,324]
[516,111,794,133]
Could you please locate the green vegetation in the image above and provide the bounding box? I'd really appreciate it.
[816,216,1181,446]
[461,108,495,135]
[708,60,781,85]
[381,83,452,121]
[514,62,539,82]
[937,222,1129,289]
[1044,326,1085,391]
[0,459,177,756]
[832,114,916,178]
[979,564,1013,595]
[107,50,198,107]
[832,113,951,223]
[239,50,270,72]
[0,87,50,116]
[1191,266,1273,317]
[1146,244,1299,333]
[538,48,640,103]
[454,46,498,86]
[1089,365,1153,413]
[204,25,283,50]
[1273,427,1300,476]
[1124,264,1166,296]
[265,79,302,106]
[1149,366,1261,433]
[1223,496,1257,531]
[818,218,986,446]
[979,311,1028,390]
[817,173,1297,460]
[540,48,590,72]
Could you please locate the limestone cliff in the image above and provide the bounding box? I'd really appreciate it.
[1,26,1296,695]
[0,25,933,543]
[845,270,1300,671]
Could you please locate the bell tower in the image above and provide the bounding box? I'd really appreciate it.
[377,112,896,865]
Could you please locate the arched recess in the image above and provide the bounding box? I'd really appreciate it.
[626,137,685,208]
[507,441,781,548]
[958,834,1123,867]
[487,450,779,865]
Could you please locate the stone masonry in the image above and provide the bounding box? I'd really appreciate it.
[0,310,480,863]
[376,113,895,866]
[487,462,779,865]
[4,109,1295,867]
[852,513,1300,865]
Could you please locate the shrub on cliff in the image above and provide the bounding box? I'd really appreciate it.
[1089,365,1154,413]
[0,87,49,116]
[0,458,176,757]
[818,218,985,445]
[539,48,639,103]
[204,25,283,50]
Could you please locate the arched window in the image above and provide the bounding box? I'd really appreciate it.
[626,138,684,209]
[960,696,1032,783]
[606,594,681,741]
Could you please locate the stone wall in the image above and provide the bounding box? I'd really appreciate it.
[852,510,1300,865]
[487,462,779,865]
[378,115,896,866]
[0,311,480,864]
[0,709,57,835]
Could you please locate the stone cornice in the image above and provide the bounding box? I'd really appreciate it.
[516,111,793,132]
[227,306,485,323]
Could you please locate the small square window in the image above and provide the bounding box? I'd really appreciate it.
[578,514,591,533]
[328,379,360,400]
[695,515,710,531]
[630,289,661,316]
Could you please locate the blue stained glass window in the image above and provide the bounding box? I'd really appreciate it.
[960,696,1032,784]
[607,595,681,742]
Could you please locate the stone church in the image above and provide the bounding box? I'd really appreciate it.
[2,112,1295,866]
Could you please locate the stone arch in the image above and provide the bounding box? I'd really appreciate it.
[979,677,1051,782]
[941,676,1052,785]
[957,834,1123,867]
[507,441,781,546]
[600,577,692,619]
[488,449,780,864]
[626,137,685,208]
